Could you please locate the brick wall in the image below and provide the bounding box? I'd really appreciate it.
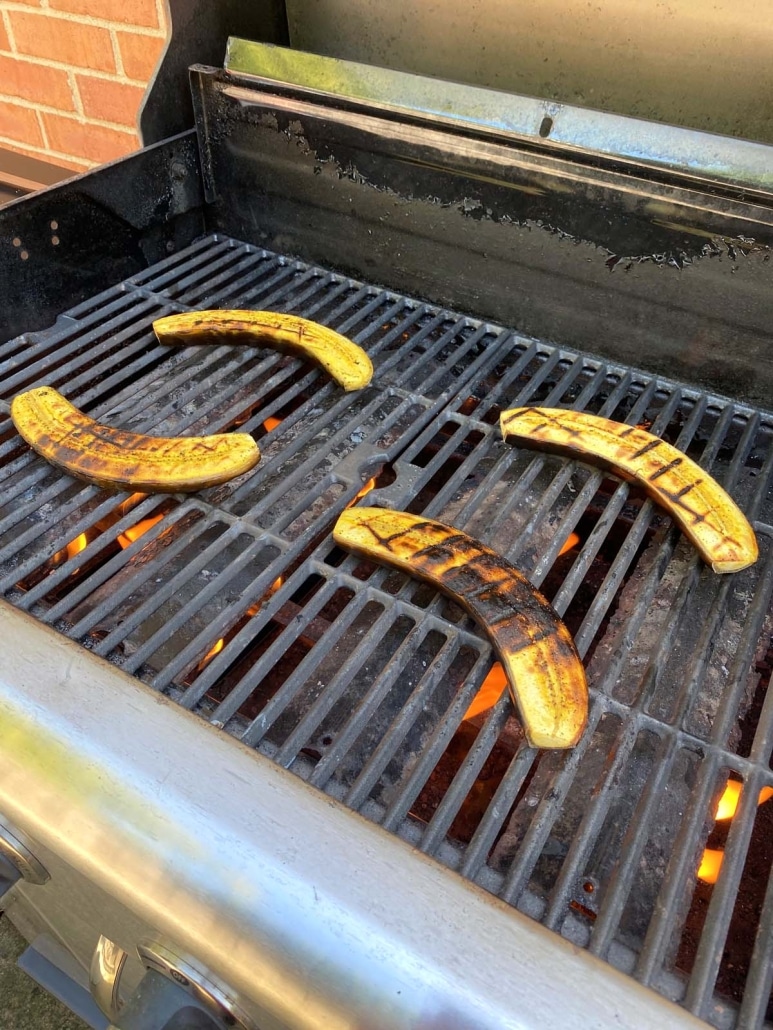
[0,0,168,172]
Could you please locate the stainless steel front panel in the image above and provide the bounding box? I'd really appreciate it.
[0,601,708,1030]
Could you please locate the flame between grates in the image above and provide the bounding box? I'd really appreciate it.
[1,234,772,1027]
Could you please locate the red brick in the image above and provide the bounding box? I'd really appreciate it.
[116,30,165,82]
[0,101,44,147]
[77,75,145,127]
[0,18,10,51]
[10,11,115,72]
[0,56,75,110]
[50,0,159,28]
[42,112,137,163]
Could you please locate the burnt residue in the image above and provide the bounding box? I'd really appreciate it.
[191,67,773,405]
[253,97,773,268]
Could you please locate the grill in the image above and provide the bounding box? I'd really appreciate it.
[1,25,772,1030]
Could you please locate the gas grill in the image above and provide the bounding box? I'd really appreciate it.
[0,16,772,1030]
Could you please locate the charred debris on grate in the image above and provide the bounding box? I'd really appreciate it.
[0,237,772,1026]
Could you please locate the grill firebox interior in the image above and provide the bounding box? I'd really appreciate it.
[1,233,771,1027]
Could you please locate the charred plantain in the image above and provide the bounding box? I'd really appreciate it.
[333,507,588,749]
[153,310,373,392]
[500,406,758,574]
[11,386,260,493]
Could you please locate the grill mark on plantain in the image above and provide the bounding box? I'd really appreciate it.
[648,456,683,479]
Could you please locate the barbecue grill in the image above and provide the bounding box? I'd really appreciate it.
[0,7,772,1029]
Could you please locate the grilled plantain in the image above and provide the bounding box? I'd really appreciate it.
[11,386,260,493]
[500,407,758,574]
[333,507,588,749]
[153,310,373,392]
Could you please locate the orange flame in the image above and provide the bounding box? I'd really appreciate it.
[202,637,225,663]
[559,532,581,556]
[196,575,285,673]
[112,492,164,549]
[117,514,164,549]
[698,849,724,884]
[713,780,773,821]
[53,531,89,565]
[346,477,378,508]
[464,663,508,720]
[262,416,282,432]
[697,779,773,883]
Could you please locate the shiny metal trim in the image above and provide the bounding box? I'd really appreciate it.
[282,0,773,147]
[0,600,708,1030]
[138,939,258,1029]
[224,39,773,193]
[90,935,129,1022]
[0,816,49,886]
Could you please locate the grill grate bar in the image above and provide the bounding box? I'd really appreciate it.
[59,506,212,637]
[0,290,142,364]
[480,376,653,561]
[685,769,769,1019]
[0,298,162,399]
[211,573,365,729]
[175,554,344,710]
[570,392,724,659]
[634,756,721,984]
[129,236,238,292]
[633,546,772,987]
[498,701,607,905]
[0,485,146,587]
[305,620,447,788]
[172,247,276,303]
[421,342,590,524]
[275,608,425,769]
[709,541,773,750]
[118,532,281,676]
[378,650,497,834]
[736,850,773,1027]
[749,533,773,768]
[418,691,514,855]
[234,323,501,528]
[0,340,245,530]
[587,733,680,958]
[95,521,253,664]
[215,260,307,311]
[14,494,167,610]
[541,719,647,932]
[458,744,539,881]
[445,366,626,535]
[340,639,486,809]
[40,505,198,625]
[160,243,260,299]
[539,385,685,601]
[234,266,336,313]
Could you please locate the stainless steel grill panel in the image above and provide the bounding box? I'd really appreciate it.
[1,232,771,1027]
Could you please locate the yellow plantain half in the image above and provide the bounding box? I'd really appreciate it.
[153,310,373,392]
[11,386,260,493]
[500,407,758,574]
[333,506,588,749]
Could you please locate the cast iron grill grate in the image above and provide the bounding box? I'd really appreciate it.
[0,233,771,1028]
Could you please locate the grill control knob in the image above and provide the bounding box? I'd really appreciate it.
[91,936,258,1030]
[0,817,49,900]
